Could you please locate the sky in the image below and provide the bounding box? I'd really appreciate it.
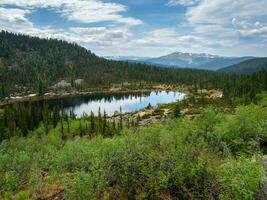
[0,0,267,57]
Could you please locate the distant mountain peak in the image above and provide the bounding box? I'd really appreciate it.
[146,51,254,70]
[104,51,255,71]
[162,51,220,59]
[104,56,151,61]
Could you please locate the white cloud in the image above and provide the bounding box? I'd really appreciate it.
[232,18,267,37]
[61,1,142,25]
[0,7,32,26]
[0,6,253,57]
[129,28,220,55]
[187,0,267,25]
[70,27,131,39]
[69,26,132,47]
[0,0,62,8]
[167,0,200,6]
[175,0,267,56]
[0,1,141,54]
[0,0,142,25]
[0,6,134,55]
[0,7,191,56]
[0,7,61,38]
[1,0,267,57]
[136,28,200,47]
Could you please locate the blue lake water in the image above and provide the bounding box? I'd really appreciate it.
[60,91,185,117]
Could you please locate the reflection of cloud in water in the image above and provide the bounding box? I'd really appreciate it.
[72,96,142,117]
[66,91,185,117]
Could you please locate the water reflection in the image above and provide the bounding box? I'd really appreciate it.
[46,91,185,117]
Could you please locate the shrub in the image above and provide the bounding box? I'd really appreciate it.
[215,104,267,154]
[216,157,265,200]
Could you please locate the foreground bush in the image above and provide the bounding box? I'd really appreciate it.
[0,104,266,199]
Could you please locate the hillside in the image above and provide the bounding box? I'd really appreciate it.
[0,31,226,97]
[1,31,267,102]
[218,58,267,74]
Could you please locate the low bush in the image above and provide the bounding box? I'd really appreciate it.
[0,104,266,199]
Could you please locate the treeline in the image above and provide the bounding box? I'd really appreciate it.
[1,31,267,101]
[222,70,267,102]
[0,101,139,141]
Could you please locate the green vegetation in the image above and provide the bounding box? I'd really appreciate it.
[1,31,267,102]
[1,31,267,199]
[0,100,135,141]
[0,104,267,199]
[218,58,267,74]
[256,92,267,107]
[0,31,219,96]
[173,104,181,118]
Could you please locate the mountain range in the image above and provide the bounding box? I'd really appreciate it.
[105,52,255,71]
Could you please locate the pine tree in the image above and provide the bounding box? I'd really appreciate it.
[112,119,116,134]
[38,81,44,95]
[102,110,107,136]
[119,106,123,129]
[66,115,70,134]
[136,115,141,127]
[60,113,65,140]
[90,111,95,136]
[79,120,83,137]
[97,107,102,135]
[147,103,152,109]
[173,104,181,118]
[0,85,5,99]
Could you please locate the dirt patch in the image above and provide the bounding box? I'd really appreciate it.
[35,180,64,200]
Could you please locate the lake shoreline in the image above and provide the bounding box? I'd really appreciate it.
[0,86,190,107]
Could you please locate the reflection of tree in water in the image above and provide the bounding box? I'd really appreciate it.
[38,91,152,109]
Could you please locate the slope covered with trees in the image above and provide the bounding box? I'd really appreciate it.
[1,31,267,103]
[0,31,220,95]
[218,58,267,74]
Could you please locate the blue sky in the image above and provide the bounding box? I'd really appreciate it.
[0,0,267,57]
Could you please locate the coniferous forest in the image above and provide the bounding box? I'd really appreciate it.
[1,31,267,100]
[0,31,267,200]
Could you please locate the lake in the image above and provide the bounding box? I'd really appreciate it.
[57,91,185,117]
[21,91,185,118]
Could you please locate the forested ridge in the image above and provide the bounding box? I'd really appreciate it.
[0,31,218,94]
[218,58,267,74]
[1,31,267,101]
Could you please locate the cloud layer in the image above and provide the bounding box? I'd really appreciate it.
[0,0,267,57]
[0,0,142,25]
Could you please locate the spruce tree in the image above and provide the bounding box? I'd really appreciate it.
[173,104,181,118]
